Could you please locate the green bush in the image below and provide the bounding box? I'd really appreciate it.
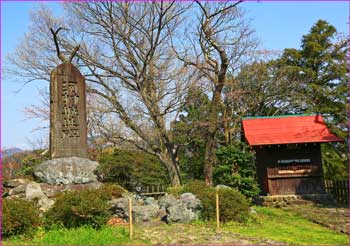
[214,142,260,198]
[95,183,127,199]
[183,180,250,223]
[97,149,169,189]
[218,188,250,223]
[3,198,41,238]
[183,180,216,220]
[166,186,184,197]
[45,189,111,229]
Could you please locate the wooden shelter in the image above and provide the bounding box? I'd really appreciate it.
[242,114,342,195]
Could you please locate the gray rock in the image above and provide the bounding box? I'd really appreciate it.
[250,207,257,215]
[215,185,232,190]
[4,178,31,188]
[167,203,196,223]
[40,182,103,198]
[38,197,55,212]
[34,157,99,185]
[25,181,46,200]
[179,193,201,211]
[9,184,27,196]
[159,194,179,209]
[109,197,130,218]
[132,205,159,222]
[144,197,158,206]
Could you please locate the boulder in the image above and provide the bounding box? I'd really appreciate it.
[9,184,27,196]
[132,205,159,222]
[159,194,179,209]
[25,181,46,200]
[167,203,196,223]
[109,197,130,219]
[144,197,158,206]
[40,182,103,198]
[4,178,31,188]
[179,193,201,211]
[38,197,55,212]
[215,185,232,190]
[34,157,99,185]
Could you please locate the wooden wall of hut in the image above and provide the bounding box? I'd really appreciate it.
[254,143,325,195]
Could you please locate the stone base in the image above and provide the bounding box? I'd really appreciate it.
[3,179,103,212]
[34,157,99,185]
[255,193,337,207]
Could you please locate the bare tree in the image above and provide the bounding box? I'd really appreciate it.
[222,60,304,144]
[172,1,257,185]
[7,2,193,186]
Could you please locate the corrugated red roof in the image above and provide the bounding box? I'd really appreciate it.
[242,114,342,146]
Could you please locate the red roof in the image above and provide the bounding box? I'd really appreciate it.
[242,114,342,146]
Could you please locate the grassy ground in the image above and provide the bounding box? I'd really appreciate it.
[3,226,147,245]
[282,203,349,234]
[224,206,349,245]
[3,206,349,245]
[136,206,349,245]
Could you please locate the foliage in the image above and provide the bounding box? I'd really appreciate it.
[2,149,48,180]
[3,198,41,238]
[276,20,347,178]
[172,87,210,181]
[45,189,111,229]
[97,148,169,190]
[322,143,348,180]
[166,186,184,198]
[183,180,216,220]
[95,183,127,199]
[214,142,260,198]
[218,188,250,223]
[183,180,250,222]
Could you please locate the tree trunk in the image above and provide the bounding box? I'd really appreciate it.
[203,88,223,185]
[159,152,181,187]
[204,134,216,185]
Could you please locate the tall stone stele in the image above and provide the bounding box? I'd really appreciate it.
[34,62,99,185]
[50,62,88,158]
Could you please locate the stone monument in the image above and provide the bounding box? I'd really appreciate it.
[50,62,88,158]
[34,61,99,185]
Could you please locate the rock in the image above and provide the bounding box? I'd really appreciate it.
[34,157,99,185]
[40,182,103,198]
[109,197,130,219]
[4,178,31,188]
[144,197,158,206]
[25,181,46,200]
[250,207,257,214]
[132,205,159,222]
[167,203,196,223]
[9,184,27,196]
[40,183,65,198]
[38,197,55,212]
[215,185,232,190]
[179,193,201,211]
[159,194,179,209]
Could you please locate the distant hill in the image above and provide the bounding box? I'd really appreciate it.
[1,148,24,158]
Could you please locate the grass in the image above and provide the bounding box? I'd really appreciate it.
[3,206,349,245]
[3,225,148,245]
[224,206,350,245]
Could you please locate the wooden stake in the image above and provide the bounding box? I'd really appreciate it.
[128,197,133,239]
[216,191,220,229]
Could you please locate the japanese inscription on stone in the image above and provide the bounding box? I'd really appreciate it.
[50,62,88,158]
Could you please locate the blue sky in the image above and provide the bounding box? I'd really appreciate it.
[1,1,349,150]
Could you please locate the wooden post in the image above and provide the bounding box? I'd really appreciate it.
[216,191,220,229]
[128,197,133,239]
